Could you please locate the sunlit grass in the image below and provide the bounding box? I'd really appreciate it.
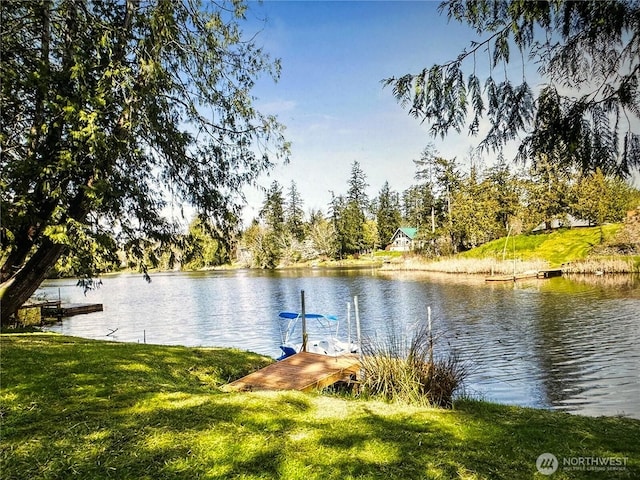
[459,225,624,267]
[1,334,639,479]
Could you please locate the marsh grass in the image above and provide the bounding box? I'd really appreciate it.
[360,323,467,407]
[393,256,548,274]
[563,256,640,274]
[1,334,639,479]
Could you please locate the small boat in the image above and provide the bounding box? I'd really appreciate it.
[277,311,359,360]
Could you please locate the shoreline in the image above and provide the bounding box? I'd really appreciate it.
[58,254,640,278]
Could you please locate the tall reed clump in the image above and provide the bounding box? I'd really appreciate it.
[359,318,467,408]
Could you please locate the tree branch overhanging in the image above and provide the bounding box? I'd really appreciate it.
[384,0,640,176]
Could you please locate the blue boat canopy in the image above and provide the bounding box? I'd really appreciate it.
[279,311,338,321]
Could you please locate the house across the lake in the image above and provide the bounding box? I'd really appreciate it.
[389,227,418,252]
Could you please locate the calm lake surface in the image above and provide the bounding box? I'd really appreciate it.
[41,269,640,419]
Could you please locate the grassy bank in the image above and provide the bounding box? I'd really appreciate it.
[459,225,624,265]
[384,225,640,274]
[2,335,639,479]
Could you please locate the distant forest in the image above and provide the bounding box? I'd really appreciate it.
[178,147,637,270]
[50,148,639,276]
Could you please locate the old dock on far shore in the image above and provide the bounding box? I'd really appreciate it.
[485,268,563,282]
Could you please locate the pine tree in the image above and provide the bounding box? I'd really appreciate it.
[285,181,305,241]
[376,182,402,248]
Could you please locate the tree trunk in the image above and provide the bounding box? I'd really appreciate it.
[1,239,66,326]
[1,232,35,283]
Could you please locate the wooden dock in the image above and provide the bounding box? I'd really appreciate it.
[42,303,103,317]
[485,269,563,282]
[223,352,361,393]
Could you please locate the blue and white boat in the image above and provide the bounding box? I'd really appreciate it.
[277,311,359,360]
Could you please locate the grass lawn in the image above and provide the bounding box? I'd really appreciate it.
[459,225,622,266]
[1,334,639,479]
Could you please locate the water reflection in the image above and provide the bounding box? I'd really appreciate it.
[41,270,640,419]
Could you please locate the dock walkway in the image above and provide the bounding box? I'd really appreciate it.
[485,269,563,282]
[223,352,360,393]
[42,303,103,317]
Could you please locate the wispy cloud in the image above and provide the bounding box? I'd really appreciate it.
[258,99,297,115]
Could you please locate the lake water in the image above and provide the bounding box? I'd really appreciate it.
[41,269,640,419]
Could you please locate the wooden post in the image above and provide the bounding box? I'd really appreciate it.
[427,306,433,365]
[301,290,307,352]
[354,295,362,359]
[347,302,351,346]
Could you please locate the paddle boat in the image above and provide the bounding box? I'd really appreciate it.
[277,311,359,360]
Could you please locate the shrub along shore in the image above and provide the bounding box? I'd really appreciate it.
[1,334,638,479]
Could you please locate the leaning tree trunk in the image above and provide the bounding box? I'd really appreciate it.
[0,238,66,326]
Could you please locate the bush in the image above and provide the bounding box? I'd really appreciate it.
[360,322,467,407]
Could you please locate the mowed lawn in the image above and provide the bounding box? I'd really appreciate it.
[1,334,639,479]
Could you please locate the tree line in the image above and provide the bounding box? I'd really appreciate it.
[45,146,640,276]
[236,147,637,268]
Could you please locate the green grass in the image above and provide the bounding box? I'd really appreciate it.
[460,225,622,266]
[2,334,639,479]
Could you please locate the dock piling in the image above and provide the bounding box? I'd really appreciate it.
[354,296,362,359]
[301,290,307,353]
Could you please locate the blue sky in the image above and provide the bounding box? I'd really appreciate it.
[240,1,527,221]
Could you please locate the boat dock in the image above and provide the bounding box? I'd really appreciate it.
[223,352,361,393]
[485,269,563,282]
[42,303,103,317]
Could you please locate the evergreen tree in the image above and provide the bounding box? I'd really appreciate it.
[285,181,305,241]
[376,181,402,248]
[412,145,439,233]
[385,1,639,176]
[260,181,285,234]
[182,217,229,270]
[449,167,501,251]
[570,169,634,241]
[0,0,288,323]
[347,161,369,208]
[259,181,286,267]
[328,192,347,258]
[343,161,370,254]
[402,185,435,232]
[484,159,523,234]
[524,156,572,231]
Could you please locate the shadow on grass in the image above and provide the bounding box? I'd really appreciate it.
[1,334,639,480]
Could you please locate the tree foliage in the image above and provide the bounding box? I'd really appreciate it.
[258,181,286,267]
[375,181,402,247]
[285,181,305,241]
[344,161,370,254]
[384,0,640,176]
[0,0,288,322]
[570,169,634,228]
[523,155,572,231]
[449,167,502,250]
[181,217,230,270]
[238,148,636,264]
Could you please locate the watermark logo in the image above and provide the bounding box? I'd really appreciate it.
[536,453,558,475]
[536,453,628,475]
